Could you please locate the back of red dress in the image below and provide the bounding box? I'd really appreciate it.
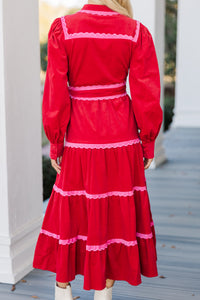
[42,3,162,159]
[33,3,163,291]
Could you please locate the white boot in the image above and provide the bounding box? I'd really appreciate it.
[55,282,73,300]
[94,286,113,300]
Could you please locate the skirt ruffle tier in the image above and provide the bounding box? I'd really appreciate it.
[33,141,158,290]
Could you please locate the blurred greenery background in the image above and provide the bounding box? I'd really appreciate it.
[164,0,177,131]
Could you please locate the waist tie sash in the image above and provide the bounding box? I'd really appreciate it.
[68,81,128,100]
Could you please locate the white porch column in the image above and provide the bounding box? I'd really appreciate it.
[173,0,200,127]
[128,0,166,167]
[0,0,43,283]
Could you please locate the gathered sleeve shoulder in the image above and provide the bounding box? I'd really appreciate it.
[42,17,71,160]
[129,22,163,159]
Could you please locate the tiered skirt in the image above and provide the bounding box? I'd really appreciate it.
[33,137,158,290]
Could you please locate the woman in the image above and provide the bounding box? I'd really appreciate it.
[33,0,163,299]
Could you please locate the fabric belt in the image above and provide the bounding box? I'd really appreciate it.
[68,81,127,100]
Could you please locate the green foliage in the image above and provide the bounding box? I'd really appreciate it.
[42,124,49,147]
[42,155,57,201]
[164,0,177,130]
[164,93,175,131]
[41,101,49,146]
[40,42,48,72]
[165,0,177,82]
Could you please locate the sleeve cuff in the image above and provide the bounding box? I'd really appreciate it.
[50,142,64,160]
[141,140,155,159]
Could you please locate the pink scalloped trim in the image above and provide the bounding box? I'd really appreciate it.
[40,229,87,244]
[40,229,154,249]
[86,239,138,251]
[68,32,134,41]
[64,31,139,42]
[60,16,140,43]
[68,81,126,91]
[134,186,147,191]
[64,138,140,149]
[59,235,87,245]
[69,92,127,101]
[40,229,60,239]
[136,232,153,239]
[133,20,140,43]
[80,10,119,16]
[53,184,146,199]
[60,16,68,39]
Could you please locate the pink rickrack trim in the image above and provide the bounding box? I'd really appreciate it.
[136,232,153,239]
[86,238,138,251]
[133,20,140,43]
[59,235,87,245]
[40,229,87,244]
[80,10,120,16]
[64,31,139,42]
[60,16,140,43]
[40,229,154,249]
[134,186,147,191]
[60,16,68,39]
[53,184,146,199]
[64,138,140,149]
[68,81,126,91]
[69,92,128,101]
[40,229,60,239]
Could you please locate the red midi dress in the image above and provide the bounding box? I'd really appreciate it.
[33,3,163,291]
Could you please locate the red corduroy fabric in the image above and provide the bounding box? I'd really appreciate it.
[33,3,163,291]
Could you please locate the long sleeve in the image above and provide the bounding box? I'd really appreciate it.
[42,17,71,160]
[129,22,163,159]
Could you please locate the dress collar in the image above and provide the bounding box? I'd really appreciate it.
[81,4,116,12]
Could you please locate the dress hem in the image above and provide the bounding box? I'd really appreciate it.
[32,265,158,291]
